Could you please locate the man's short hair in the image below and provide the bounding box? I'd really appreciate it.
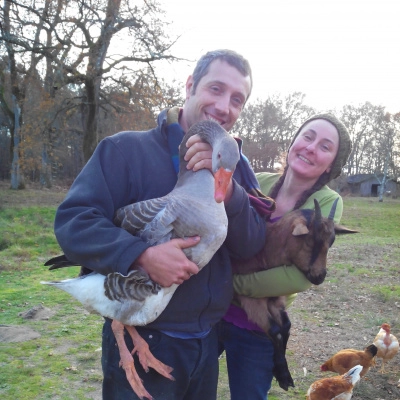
[191,49,253,101]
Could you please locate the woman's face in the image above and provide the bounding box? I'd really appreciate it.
[287,119,339,181]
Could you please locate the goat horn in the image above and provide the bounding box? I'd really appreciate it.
[311,199,323,264]
[328,198,339,220]
[313,199,322,225]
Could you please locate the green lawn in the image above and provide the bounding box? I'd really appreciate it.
[1,188,399,399]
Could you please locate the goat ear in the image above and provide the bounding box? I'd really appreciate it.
[334,225,358,234]
[292,221,309,236]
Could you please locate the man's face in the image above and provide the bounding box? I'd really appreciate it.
[181,59,251,132]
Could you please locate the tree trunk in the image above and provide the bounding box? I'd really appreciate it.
[378,186,384,202]
[83,77,100,162]
[40,141,52,188]
[377,153,390,202]
[10,95,24,190]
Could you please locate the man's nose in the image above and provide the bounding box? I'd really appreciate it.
[215,95,230,115]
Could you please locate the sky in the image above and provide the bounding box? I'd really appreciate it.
[156,0,399,113]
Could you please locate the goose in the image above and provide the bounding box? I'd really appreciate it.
[42,119,240,400]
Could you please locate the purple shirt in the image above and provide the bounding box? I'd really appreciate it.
[223,303,264,332]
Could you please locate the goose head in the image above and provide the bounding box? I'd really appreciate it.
[179,120,240,203]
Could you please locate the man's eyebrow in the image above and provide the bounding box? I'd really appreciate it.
[207,80,226,87]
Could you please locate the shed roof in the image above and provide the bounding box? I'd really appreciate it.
[347,174,396,184]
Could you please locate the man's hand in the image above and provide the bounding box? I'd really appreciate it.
[133,236,200,287]
[185,133,234,202]
[184,134,212,171]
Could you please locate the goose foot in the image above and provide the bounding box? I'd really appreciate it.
[111,320,154,400]
[111,320,174,400]
[124,324,175,382]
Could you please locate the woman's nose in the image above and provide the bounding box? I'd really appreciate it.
[306,143,316,152]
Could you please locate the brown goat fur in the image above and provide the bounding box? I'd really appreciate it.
[231,199,357,332]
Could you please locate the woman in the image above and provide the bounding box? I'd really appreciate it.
[218,113,352,399]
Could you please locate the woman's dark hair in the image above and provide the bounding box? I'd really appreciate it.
[269,167,331,210]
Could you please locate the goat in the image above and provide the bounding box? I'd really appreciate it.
[231,198,358,390]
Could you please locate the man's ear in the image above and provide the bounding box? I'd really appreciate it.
[185,76,194,100]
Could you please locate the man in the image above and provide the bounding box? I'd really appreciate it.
[53,49,266,399]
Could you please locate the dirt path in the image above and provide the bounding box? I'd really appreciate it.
[268,241,400,399]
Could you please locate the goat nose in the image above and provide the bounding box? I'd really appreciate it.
[307,270,326,285]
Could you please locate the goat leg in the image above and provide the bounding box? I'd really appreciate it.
[268,310,294,391]
[237,296,294,391]
[236,295,285,331]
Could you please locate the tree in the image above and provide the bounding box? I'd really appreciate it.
[375,112,399,201]
[232,92,314,172]
[1,0,25,188]
[391,113,400,181]
[340,103,400,179]
[0,0,180,188]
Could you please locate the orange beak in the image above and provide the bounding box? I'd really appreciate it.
[214,168,233,203]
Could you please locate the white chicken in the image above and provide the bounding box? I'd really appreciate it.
[373,323,399,373]
[306,365,363,400]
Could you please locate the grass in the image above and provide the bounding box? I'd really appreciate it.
[0,187,104,400]
[339,197,400,242]
[0,186,399,399]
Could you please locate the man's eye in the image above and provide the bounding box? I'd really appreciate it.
[232,97,244,107]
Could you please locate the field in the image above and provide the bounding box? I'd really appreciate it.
[0,182,399,399]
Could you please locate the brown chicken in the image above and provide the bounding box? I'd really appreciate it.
[320,344,377,377]
[306,365,363,400]
[373,323,399,373]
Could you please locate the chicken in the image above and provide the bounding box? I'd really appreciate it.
[306,365,363,400]
[320,344,377,377]
[373,323,399,373]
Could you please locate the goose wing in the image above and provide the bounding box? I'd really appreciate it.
[115,194,187,245]
[115,190,227,268]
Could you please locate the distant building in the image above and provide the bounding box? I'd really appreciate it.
[347,174,399,197]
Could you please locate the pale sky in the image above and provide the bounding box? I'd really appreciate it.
[157,0,400,113]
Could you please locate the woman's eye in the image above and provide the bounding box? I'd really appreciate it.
[321,144,330,151]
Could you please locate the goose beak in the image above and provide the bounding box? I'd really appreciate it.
[214,168,233,203]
